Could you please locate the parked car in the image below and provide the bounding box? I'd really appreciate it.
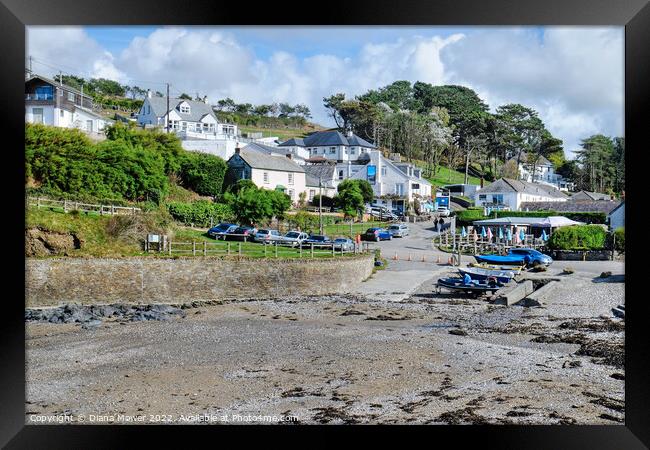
[332,238,355,252]
[301,234,332,247]
[225,226,258,241]
[253,229,283,244]
[388,223,409,237]
[280,231,310,247]
[362,227,393,242]
[369,208,399,221]
[207,223,238,240]
[436,207,451,217]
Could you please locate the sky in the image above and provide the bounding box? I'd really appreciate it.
[26,26,624,158]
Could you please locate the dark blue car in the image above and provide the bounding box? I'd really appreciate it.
[362,227,393,242]
[207,223,238,239]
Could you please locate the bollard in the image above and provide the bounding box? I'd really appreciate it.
[421,254,425,262]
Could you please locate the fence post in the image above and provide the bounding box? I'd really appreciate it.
[299,243,303,257]
[203,241,207,256]
[169,240,172,256]
[192,241,196,256]
[238,242,242,256]
[63,200,68,213]
[264,243,268,257]
[311,243,314,258]
[227,242,231,255]
[111,205,115,215]
[37,197,41,208]
[275,242,278,258]
[332,243,335,256]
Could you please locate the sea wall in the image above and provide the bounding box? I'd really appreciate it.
[25,255,375,307]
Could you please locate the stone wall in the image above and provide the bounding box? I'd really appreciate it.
[26,255,375,307]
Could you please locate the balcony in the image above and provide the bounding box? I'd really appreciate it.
[25,93,54,102]
[175,129,239,141]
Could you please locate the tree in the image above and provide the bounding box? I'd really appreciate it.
[179,152,227,197]
[323,93,347,129]
[235,103,253,115]
[216,98,236,112]
[337,179,374,204]
[178,93,192,100]
[88,78,126,97]
[223,185,291,225]
[335,182,365,219]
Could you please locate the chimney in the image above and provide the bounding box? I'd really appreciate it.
[203,95,208,104]
[235,146,241,155]
[146,90,152,99]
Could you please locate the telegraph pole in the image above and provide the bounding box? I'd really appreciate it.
[166,83,170,133]
[319,176,323,235]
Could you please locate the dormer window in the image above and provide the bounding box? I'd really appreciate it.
[179,103,190,114]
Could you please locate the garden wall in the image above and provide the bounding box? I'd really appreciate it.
[25,255,375,307]
[550,250,621,261]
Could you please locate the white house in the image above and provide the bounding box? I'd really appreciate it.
[226,146,306,205]
[475,178,568,212]
[278,130,377,163]
[137,92,240,160]
[608,201,625,230]
[25,74,113,135]
[516,155,574,191]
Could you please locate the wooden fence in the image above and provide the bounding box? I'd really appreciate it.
[160,240,373,258]
[27,197,141,216]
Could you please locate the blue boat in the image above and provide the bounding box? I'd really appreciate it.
[458,266,516,284]
[475,248,553,267]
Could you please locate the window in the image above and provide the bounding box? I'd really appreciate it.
[395,184,404,196]
[381,167,387,176]
[263,172,269,184]
[32,108,43,124]
[479,194,487,201]
[350,148,356,155]
[67,92,75,102]
[147,106,151,114]
[288,173,294,185]
[338,170,344,180]
[493,194,504,204]
[34,85,53,100]
[412,183,420,190]
[309,190,315,201]
[59,110,64,118]
[180,105,190,114]
[287,189,294,199]
[330,147,336,154]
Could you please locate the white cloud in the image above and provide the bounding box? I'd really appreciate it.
[27,26,623,158]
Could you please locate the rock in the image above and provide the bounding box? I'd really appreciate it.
[599,271,612,278]
[448,329,468,336]
[610,373,625,380]
[611,307,625,319]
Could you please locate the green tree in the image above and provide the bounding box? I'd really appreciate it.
[179,152,227,197]
[335,182,365,218]
[178,93,192,100]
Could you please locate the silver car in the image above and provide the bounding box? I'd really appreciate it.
[332,238,355,251]
[253,229,283,244]
[388,223,409,237]
[280,231,309,247]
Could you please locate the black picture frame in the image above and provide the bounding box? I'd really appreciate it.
[1,0,647,446]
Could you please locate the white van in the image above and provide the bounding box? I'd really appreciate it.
[388,223,409,237]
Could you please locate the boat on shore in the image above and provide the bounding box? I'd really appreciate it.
[458,266,517,284]
[469,262,525,273]
[436,277,503,296]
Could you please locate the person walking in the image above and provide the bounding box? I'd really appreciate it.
[435,217,441,233]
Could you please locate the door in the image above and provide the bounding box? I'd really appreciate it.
[86,120,93,132]
[32,108,43,124]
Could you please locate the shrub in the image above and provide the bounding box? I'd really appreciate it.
[178,151,227,197]
[312,194,334,208]
[608,227,625,253]
[548,225,608,250]
[167,201,234,227]
[287,210,320,232]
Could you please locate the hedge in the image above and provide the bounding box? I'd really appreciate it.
[608,227,624,253]
[167,201,234,227]
[547,225,608,250]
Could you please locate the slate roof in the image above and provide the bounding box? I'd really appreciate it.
[147,96,218,122]
[279,130,376,148]
[303,164,336,187]
[481,178,568,199]
[519,200,619,214]
[278,137,305,147]
[571,190,612,201]
[234,146,305,173]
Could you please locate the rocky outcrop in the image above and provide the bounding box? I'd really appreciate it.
[25,227,83,257]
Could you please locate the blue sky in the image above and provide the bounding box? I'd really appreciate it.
[28,26,622,157]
